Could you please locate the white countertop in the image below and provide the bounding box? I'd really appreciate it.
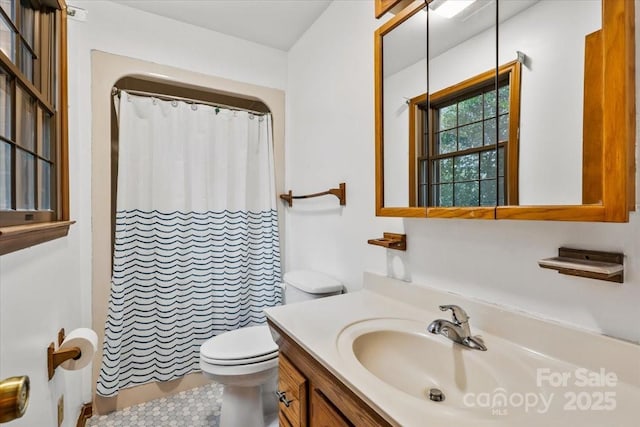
[264,273,640,427]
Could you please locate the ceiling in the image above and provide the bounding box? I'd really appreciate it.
[110,0,333,51]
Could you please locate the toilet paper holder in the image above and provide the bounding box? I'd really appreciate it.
[47,328,81,380]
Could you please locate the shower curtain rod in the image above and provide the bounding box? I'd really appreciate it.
[111,87,269,116]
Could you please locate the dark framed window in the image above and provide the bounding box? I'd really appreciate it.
[0,0,69,255]
[411,61,521,207]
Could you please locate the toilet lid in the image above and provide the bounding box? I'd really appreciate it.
[284,270,343,294]
[201,349,278,366]
[200,325,278,361]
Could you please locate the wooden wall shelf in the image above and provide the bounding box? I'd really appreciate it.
[367,233,406,251]
[538,247,624,283]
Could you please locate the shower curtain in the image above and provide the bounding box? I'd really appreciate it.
[96,92,282,397]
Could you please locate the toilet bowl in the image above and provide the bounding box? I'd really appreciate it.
[199,270,342,427]
[200,325,279,427]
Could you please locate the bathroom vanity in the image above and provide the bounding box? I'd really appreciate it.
[264,273,640,427]
[271,326,391,427]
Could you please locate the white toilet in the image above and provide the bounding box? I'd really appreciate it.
[199,270,343,427]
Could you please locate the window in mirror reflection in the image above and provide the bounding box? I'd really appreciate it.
[411,61,521,207]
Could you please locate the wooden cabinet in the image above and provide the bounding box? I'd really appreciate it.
[374,0,413,19]
[278,355,307,427]
[374,0,636,222]
[279,412,294,427]
[269,320,393,427]
[310,389,353,427]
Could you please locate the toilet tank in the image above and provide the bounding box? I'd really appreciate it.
[283,270,343,304]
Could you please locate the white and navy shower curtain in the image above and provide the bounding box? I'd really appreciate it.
[96,92,282,397]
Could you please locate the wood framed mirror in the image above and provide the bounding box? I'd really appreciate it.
[375,0,414,19]
[374,0,635,222]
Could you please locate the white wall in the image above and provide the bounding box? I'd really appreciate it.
[286,0,640,343]
[0,1,287,426]
[285,0,393,293]
[383,0,600,206]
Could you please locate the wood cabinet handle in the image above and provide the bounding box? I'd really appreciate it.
[276,390,293,407]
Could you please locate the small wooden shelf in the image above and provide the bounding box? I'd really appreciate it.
[538,247,623,283]
[367,233,406,251]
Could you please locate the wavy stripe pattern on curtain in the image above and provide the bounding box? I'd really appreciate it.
[96,92,282,397]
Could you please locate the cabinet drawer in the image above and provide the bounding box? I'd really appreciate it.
[278,355,307,427]
[279,411,293,427]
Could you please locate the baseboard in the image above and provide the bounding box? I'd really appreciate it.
[76,402,93,427]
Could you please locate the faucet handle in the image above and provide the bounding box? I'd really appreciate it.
[439,305,469,324]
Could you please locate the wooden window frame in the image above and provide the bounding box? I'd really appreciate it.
[427,79,511,206]
[0,0,71,256]
[409,61,521,209]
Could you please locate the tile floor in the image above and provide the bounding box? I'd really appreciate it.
[88,383,224,427]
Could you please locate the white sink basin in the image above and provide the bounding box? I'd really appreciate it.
[337,318,541,419]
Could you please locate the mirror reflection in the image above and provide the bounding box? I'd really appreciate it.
[382,5,427,207]
[419,0,498,208]
[381,0,602,208]
[498,0,601,205]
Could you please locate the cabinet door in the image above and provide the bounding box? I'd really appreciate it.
[310,388,353,427]
[278,355,307,427]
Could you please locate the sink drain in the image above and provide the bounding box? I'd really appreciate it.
[427,388,445,402]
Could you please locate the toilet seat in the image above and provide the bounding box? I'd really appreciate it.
[200,325,278,367]
[199,353,278,383]
[201,349,278,366]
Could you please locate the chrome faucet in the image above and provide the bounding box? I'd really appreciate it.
[427,305,487,351]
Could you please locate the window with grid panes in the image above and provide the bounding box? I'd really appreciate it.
[416,63,520,207]
[0,0,69,254]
